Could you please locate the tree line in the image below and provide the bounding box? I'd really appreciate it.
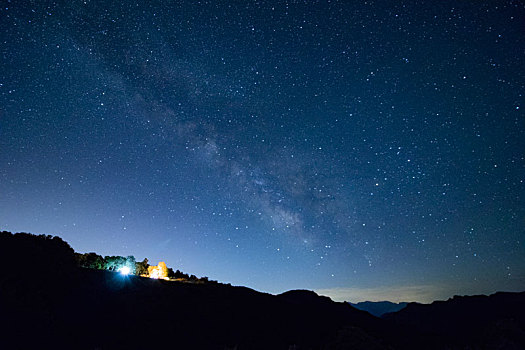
[75,252,211,282]
[0,230,212,284]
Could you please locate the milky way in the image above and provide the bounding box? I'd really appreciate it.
[1,1,524,302]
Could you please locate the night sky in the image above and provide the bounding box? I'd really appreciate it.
[1,1,524,303]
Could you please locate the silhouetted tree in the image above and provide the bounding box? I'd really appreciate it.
[75,252,105,269]
[104,256,127,271]
[125,255,136,274]
[170,269,189,279]
[0,231,76,279]
[135,258,149,276]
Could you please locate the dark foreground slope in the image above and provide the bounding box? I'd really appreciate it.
[0,231,397,349]
[2,269,392,349]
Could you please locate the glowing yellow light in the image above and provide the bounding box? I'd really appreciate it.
[150,269,159,279]
[147,262,168,279]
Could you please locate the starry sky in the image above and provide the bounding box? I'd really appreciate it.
[1,0,524,303]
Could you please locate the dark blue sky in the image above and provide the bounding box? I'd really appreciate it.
[1,0,524,302]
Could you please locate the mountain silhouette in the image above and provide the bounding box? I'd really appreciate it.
[1,230,524,349]
[349,301,409,317]
[383,291,525,348]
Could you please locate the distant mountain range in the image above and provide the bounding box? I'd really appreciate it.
[383,291,525,347]
[349,301,409,317]
[1,230,524,349]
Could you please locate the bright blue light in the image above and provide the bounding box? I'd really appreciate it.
[118,266,130,275]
